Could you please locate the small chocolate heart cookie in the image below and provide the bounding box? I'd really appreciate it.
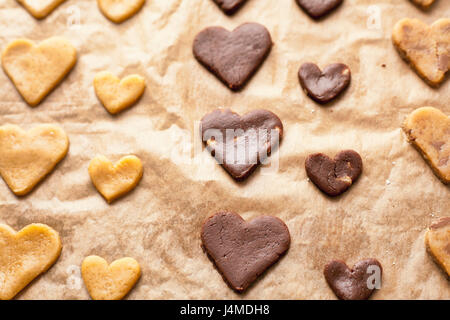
[305,150,362,196]
[298,63,351,104]
[201,212,291,292]
[200,108,283,181]
[212,0,248,15]
[324,259,383,300]
[193,23,272,91]
[296,0,343,19]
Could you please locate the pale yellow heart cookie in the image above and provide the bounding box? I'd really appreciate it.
[425,217,450,277]
[94,72,146,114]
[81,255,141,300]
[2,37,77,106]
[0,124,69,196]
[403,107,449,184]
[410,0,435,10]
[16,0,67,19]
[88,155,143,203]
[0,223,62,300]
[97,0,145,23]
[392,18,450,87]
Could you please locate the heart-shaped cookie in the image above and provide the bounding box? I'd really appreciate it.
[193,23,272,91]
[97,0,145,23]
[81,255,141,300]
[0,124,69,196]
[200,108,283,181]
[2,37,77,106]
[212,0,248,15]
[298,63,351,104]
[324,259,383,300]
[201,212,290,292]
[392,18,450,87]
[16,0,67,19]
[88,155,143,203]
[0,223,62,300]
[403,107,449,185]
[94,72,146,115]
[425,217,450,277]
[296,0,343,19]
[305,150,362,196]
[410,0,435,10]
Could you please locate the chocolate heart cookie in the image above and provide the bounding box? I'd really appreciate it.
[200,108,283,181]
[298,63,351,104]
[296,0,343,19]
[201,212,291,292]
[193,23,272,91]
[212,0,248,15]
[324,259,383,300]
[305,150,362,196]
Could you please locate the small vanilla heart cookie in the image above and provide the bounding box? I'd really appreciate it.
[402,107,449,184]
[410,0,435,10]
[81,255,141,300]
[88,155,143,203]
[425,217,450,277]
[0,223,62,300]
[94,72,146,114]
[2,37,77,106]
[97,0,145,23]
[392,18,450,87]
[0,124,69,196]
[16,0,67,19]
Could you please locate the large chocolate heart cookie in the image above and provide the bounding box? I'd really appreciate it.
[296,0,343,19]
[200,108,283,181]
[212,0,248,15]
[305,150,362,196]
[193,23,272,91]
[324,259,383,300]
[201,212,291,292]
[298,63,351,104]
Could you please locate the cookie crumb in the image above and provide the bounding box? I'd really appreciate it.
[381,64,386,68]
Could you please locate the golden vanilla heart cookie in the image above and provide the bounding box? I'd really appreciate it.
[0,223,62,300]
[425,217,450,277]
[403,107,449,184]
[392,18,450,87]
[2,37,77,106]
[97,0,145,23]
[94,72,146,114]
[16,0,67,19]
[0,124,69,196]
[88,155,143,203]
[410,0,435,10]
[81,255,141,300]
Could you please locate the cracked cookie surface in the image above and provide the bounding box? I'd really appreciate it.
[305,150,363,196]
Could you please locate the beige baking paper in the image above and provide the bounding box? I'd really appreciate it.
[0,0,448,300]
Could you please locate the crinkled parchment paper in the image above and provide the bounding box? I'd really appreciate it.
[0,0,448,300]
